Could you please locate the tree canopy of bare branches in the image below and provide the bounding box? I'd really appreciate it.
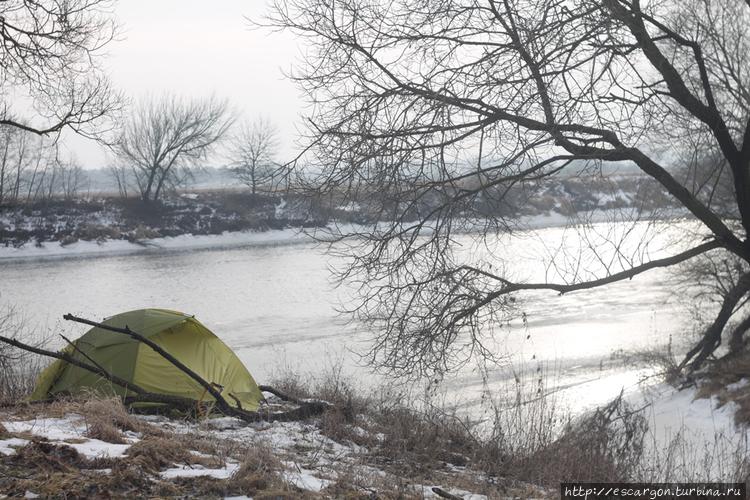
[268,0,750,377]
[115,95,233,202]
[0,0,121,139]
[229,118,282,195]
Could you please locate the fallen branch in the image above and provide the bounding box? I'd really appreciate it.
[258,384,302,404]
[432,487,463,500]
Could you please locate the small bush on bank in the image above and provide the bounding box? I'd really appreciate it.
[0,308,44,406]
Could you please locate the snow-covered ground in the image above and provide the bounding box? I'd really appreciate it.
[2,416,133,459]
[0,380,745,500]
[0,407,498,499]
[625,381,749,481]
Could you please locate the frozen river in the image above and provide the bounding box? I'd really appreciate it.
[0,222,692,415]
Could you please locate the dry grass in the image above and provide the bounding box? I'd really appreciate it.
[85,417,126,444]
[82,397,159,443]
[125,437,195,472]
[2,340,745,496]
[227,443,300,498]
[233,442,281,477]
[508,394,647,486]
[268,364,654,492]
[83,397,143,433]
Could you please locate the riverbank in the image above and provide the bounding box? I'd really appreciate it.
[0,207,690,263]
[0,173,688,261]
[0,368,746,499]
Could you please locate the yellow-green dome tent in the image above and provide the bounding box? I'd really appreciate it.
[30,308,263,411]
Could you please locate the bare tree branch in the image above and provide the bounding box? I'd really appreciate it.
[267,0,750,376]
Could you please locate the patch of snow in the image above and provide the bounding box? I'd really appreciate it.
[69,439,131,459]
[160,461,240,480]
[204,416,245,430]
[727,379,749,391]
[337,202,361,213]
[283,466,331,492]
[0,437,29,455]
[2,416,132,458]
[274,199,287,218]
[3,416,86,441]
[189,450,215,459]
[627,382,749,480]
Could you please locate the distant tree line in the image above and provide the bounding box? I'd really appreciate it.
[0,127,87,204]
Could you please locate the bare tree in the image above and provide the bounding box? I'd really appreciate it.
[25,140,59,202]
[229,118,282,195]
[108,161,132,198]
[115,95,234,202]
[268,0,750,376]
[0,124,62,204]
[0,0,121,139]
[57,158,88,200]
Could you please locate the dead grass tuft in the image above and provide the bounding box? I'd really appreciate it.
[108,460,156,490]
[233,441,281,478]
[254,490,310,499]
[232,442,323,497]
[125,436,193,472]
[0,422,7,438]
[86,418,126,444]
[84,397,142,432]
[11,441,88,473]
[82,397,144,443]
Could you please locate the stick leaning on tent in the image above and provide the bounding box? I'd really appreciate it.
[0,314,330,422]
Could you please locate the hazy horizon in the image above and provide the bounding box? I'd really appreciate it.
[63,0,303,170]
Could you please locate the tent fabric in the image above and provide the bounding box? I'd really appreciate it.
[30,309,263,411]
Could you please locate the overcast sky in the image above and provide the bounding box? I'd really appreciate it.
[65,0,303,169]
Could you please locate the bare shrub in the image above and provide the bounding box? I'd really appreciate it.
[269,363,656,487]
[266,366,313,401]
[510,393,647,486]
[622,336,682,386]
[0,306,46,405]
